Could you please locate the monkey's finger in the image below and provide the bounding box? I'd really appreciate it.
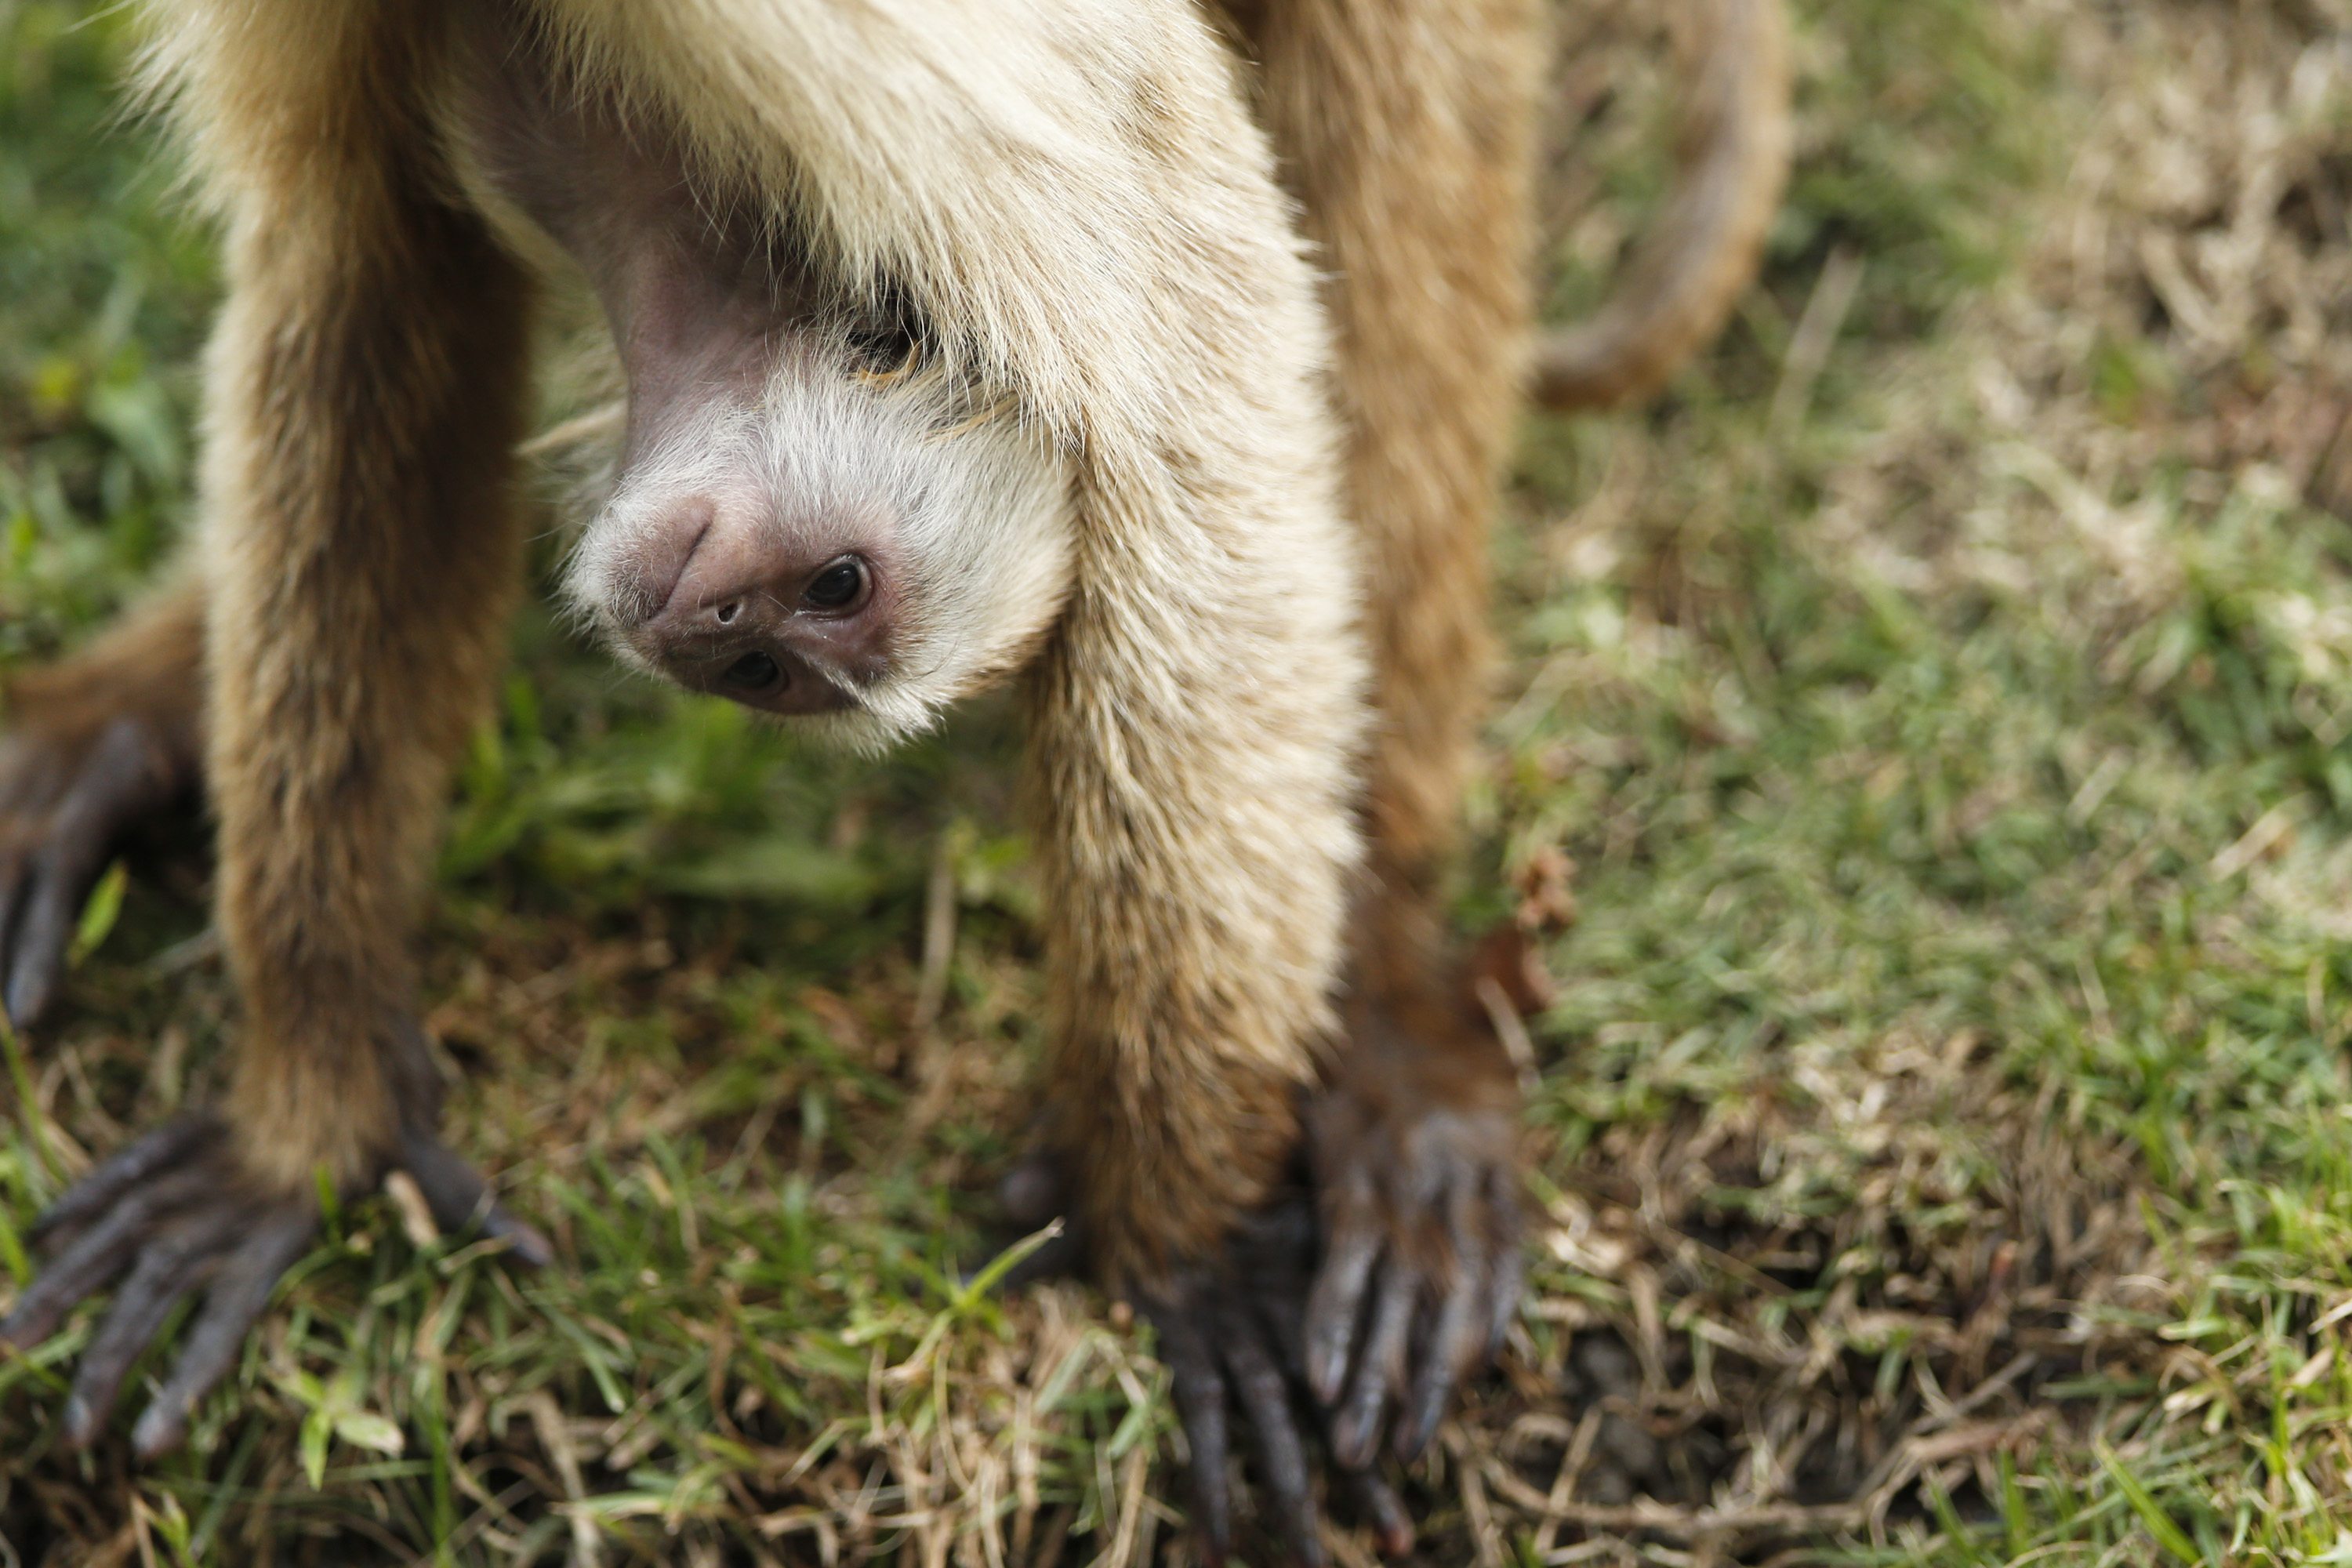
[996,1149,1065,1230]
[4,848,96,1033]
[1339,1465,1416,1560]
[5,720,175,1027]
[77,720,177,819]
[1486,1177,1526,1360]
[2,1163,213,1349]
[30,1116,216,1250]
[130,1209,314,1460]
[399,1133,554,1267]
[1152,1304,1235,1566]
[1487,1243,1525,1361]
[989,1152,1089,1290]
[1396,1257,1483,1464]
[1330,1261,1417,1472]
[0,737,56,813]
[1,738,139,1026]
[60,1205,246,1449]
[1305,1213,1383,1405]
[1395,1177,1497,1462]
[1234,1200,1316,1372]
[0,843,33,1023]
[1218,1319,1326,1568]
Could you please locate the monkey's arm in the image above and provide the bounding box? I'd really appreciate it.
[1,577,205,1026]
[2,8,546,1455]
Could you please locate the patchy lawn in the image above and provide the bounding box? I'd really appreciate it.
[10,0,2352,1563]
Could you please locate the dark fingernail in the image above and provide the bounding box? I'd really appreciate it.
[4,972,43,1032]
[1333,1377,1391,1470]
[495,1218,555,1269]
[1350,1472,1417,1559]
[1395,1406,1440,1465]
[1331,1413,1377,1472]
[997,1160,1062,1227]
[1307,1343,1345,1406]
[132,1401,187,1460]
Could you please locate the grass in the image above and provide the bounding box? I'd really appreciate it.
[11,0,2352,1562]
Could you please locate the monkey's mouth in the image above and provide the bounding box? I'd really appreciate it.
[643,637,859,717]
[720,650,782,695]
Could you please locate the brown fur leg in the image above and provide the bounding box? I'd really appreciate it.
[0,3,545,1457]
[998,0,1541,1544]
[1249,0,1541,1467]
[1254,0,1541,899]
[182,6,537,1189]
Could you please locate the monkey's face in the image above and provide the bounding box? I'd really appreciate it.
[438,5,1076,741]
[564,333,1076,750]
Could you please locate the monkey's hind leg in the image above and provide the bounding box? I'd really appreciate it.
[1250,0,1541,1487]
[2,5,546,1457]
[0,578,206,1028]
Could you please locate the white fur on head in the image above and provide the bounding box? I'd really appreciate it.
[564,336,1076,750]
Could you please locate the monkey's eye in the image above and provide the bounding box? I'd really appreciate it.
[802,556,869,612]
[847,314,921,376]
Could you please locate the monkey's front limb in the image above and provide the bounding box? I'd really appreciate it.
[999,1150,1425,1561]
[1024,474,1367,1563]
[0,578,205,1026]
[2,12,545,1454]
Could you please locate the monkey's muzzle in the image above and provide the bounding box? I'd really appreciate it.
[626,497,891,717]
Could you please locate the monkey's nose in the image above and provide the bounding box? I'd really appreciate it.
[634,506,889,715]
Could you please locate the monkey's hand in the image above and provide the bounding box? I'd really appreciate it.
[997,976,1523,1564]
[0,711,193,1029]
[999,1162,1423,1565]
[1301,1025,1524,1474]
[1136,1200,1421,1567]
[0,1102,546,1457]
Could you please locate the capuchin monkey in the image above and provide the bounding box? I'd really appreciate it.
[0,0,1787,1559]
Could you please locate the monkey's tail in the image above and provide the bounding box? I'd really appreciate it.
[1529,0,1791,412]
